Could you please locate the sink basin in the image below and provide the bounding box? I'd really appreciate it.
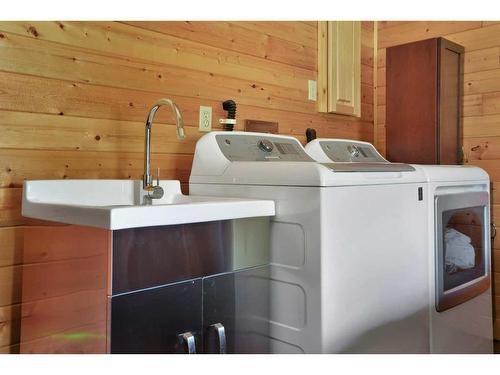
[22,180,275,230]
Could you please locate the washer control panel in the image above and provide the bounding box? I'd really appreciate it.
[215,134,314,162]
[319,140,387,163]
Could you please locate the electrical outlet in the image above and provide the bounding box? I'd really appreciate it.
[199,106,212,132]
[308,80,317,101]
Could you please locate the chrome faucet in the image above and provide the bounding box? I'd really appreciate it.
[143,98,185,200]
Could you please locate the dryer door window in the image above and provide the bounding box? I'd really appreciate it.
[435,192,490,312]
[442,206,485,291]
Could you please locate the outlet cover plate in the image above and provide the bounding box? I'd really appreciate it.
[199,106,212,132]
[308,80,317,101]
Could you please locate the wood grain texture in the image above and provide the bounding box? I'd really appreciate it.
[0,109,371,153]
[20,322,106,354]
[0,189,25,227]
[463,114,500,137]
[233,21,317,48]
[121,21,317,70]
[464,137,500,161]
[0,304,20,347]
[0,265,21,307]
[19,226,110,353]
[0,343,19,354]
[464,47,500,73]
[0,149,194,188]
[0,227,23,267]
[23,225,110,265]
[20,255,107,304]
[378,21,483,49]
[376,21,500,339]
[0,21,376,351]
[20,290,107,344]
[0,112,199,155]
[0,189,64,227]
[0,21,312,90]
[0,31,315,115]
[465,68,500,95]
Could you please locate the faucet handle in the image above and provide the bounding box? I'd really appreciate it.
[146,167,164,200]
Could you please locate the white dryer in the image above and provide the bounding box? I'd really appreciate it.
[418,166,493,353]
[305,138,494,353]
[190,131,430,353]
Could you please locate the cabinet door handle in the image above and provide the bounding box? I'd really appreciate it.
[178,331,196,354]
[211,323,226,354]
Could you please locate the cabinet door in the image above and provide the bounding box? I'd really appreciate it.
[438,38,464,165]
[110,279,202,354]
[318,21,361,116]
[386,38,439,164]
[203,266,271,354]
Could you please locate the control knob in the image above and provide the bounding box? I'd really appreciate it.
[347,145,360,158]
[258,140,274,152]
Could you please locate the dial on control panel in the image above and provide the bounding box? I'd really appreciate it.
[258,139,274,152]
[347,145,360,158]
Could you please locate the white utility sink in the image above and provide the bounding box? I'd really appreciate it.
[22,179,275,230]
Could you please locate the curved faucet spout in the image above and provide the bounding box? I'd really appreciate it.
[143,98,186,191]
[146,98,185,139]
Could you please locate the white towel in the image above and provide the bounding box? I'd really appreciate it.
[445,227,472,246]
[444,228,475,271]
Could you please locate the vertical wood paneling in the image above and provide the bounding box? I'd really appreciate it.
[376,21,500,341]
[0,21,375,352]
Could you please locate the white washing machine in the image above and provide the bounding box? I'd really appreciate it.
[305,138,494,353]
[190,131,430,353]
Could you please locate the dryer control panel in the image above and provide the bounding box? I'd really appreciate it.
[215,134,314,162]
[318,140,387,163]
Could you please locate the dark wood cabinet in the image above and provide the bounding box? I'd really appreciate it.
[386,37,464,164]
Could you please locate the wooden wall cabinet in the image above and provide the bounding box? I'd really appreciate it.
[386,37,464,164]
[318,21,361,116]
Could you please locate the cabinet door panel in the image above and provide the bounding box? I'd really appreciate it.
[327,21,361,116]
[203,266,271,354]
[386,38,438,164]
[439,39,464,164]
[386,37,463,165]
[110,279,202,354]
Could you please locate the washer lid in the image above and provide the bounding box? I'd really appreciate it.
[322,162,415,172]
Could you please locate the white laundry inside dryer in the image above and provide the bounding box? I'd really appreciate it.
[444,228,475,272]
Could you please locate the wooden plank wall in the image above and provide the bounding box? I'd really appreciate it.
[0,21,375,353]
[375,21,500,340]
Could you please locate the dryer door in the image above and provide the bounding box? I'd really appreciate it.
[435,191,491,312]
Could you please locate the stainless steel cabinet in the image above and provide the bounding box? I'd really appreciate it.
[110,266,270,354]
[110,279,203,354]
[109,219,271,354]
[203,267,270,354]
